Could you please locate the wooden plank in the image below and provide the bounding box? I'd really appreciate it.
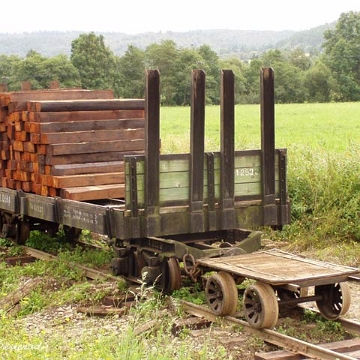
[28,99,145,112]
[47,161,124,176]
[23,142,36,153]
[41,172,125,188]
[60,184,125,201]
[30,128,145,144]
[29,109,145,122]
[47,139,145,156]
[2,89,114,103]
[25,118,144,133]
[45,150,144,165]
[8,101,27,113]
[0,277,42,312]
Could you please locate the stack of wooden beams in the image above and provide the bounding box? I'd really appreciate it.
[0,89,145,201]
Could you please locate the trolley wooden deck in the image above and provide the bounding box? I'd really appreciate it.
[197,249,360,287]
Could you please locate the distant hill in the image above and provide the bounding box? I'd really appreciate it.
[0,23,335,60]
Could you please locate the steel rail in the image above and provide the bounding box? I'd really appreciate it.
[180,300,358,360]
[22,246,120,281]
[22,245,143,284]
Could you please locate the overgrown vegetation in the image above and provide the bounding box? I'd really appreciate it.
[277,309,348,343]
[24,229,70,254]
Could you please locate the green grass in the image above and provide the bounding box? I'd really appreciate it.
[160,102,360,154]
[160,102,360,258]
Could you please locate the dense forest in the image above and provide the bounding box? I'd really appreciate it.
[0,24,333,59]
[0,12,359,105]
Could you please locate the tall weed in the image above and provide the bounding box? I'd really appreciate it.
[285,144,360,245]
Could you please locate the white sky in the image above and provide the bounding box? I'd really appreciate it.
[1,0,360,34]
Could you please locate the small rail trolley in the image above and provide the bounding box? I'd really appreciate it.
[198,248,359,328]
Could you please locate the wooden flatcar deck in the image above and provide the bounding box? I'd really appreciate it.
[197,249,360,287]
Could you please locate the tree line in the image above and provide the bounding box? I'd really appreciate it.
[0,11,359,105]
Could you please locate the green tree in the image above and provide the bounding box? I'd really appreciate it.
[322,11,360,101]
[260,49,306,103]
[172,47,204,105]
[243,57,263,104]
[273,61,306,103]
[145,40,180,105]
[288,48,311,71]
[117,45,145,98]
[70,32,117,91]
[11,50,80,90]
[197,45,221,104]
[261,49,286,66]
[303,59,337,102]
[0,54,21,90]
[219,57,247,103]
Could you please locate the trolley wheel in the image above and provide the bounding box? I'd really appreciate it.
[160,257,182,294]
[315,282,351,320]
[277,287,309,308]
[243,282,279,329]
[205,271,238,316]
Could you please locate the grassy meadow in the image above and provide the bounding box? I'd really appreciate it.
[160,102,360,263]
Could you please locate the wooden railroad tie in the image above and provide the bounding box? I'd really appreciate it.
[0,88,145,201]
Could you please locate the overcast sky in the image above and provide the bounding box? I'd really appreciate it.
[1,0,360,34]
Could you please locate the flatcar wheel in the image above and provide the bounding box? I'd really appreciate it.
[243,282,279,329]
[205,271,238,316]
[315,282,351,320]
[160,257,182,294]
[63,226,81,242]
[16,218,31,245]
[277,287,309,308]
[128,251,147,277]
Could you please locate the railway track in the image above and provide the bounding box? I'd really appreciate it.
[4,246,360,359]
[181,301,360,360]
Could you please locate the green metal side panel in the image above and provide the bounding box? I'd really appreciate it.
[0,188,18,213]
[125,150,284,208]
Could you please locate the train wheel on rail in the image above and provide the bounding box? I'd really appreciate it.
[160,257,182,294]
[128,250,147,278]
[205,271,238,316]
[243,282,279,329]
[16,217,31,245]
[315,282,351,320]
[63,225,82,242]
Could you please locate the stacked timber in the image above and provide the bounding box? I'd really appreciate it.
[0,89,145,201]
